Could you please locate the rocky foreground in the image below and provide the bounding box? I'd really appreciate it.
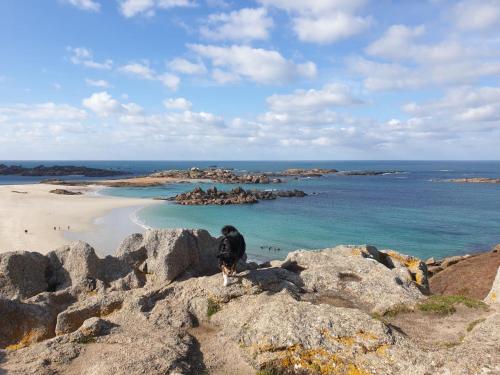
[166,186,307,205]
[0,231,499,375]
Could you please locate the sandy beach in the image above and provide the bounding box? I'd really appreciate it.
[0,184,155,254]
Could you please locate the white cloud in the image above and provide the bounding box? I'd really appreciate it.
[62,0,101,12]
[454,0,500,31]
[52,82,62,90]
[366,24,465,63]
[85,78,111,88]
[189,44,316,84]
[164,97,193,110]
[82,92,122,117]
[0,103,87,121]
[158,73,180,90]
[82,91,146,118]
[266,83,362,113]
[293,12,371,44]
[119,62,156,79]
[259,0,371,44]
[119,61,180,90]
[119,0,195,18]
[403,86,500,125]
[168,58,207,75]
[200,7,273,42]
[67,46,113,70]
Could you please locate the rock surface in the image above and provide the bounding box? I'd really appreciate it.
[429,251,500,298]
[0,251,49,299]
[0,233,499,375]
[168,186,307,205]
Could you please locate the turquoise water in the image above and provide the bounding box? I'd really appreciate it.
[2,160,500,260]
[95,161,500,261]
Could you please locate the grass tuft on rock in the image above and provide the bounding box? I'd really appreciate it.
[207,297,221,318]
[418,295,487,315]
[466,318,486,332]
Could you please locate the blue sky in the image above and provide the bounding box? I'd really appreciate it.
[0,0,499,160]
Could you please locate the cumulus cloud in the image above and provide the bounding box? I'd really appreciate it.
[366,24,465,62]
[189,44,316,84]
[403,86,500,126]
[350,20,500,92]
[258,0,371,44]
[200,7,273,42]
[67,46,113,70]
[119,61,180,90]
[266,83,363,113]
[454,0,500,31]
[62,0,101,12]
[85,78,111,88]
[168,58,207,75]
[82,91,143,117]
[119,0,195,18]
[164,97,193,110]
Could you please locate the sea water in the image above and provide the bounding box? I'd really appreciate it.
[2,160,500,260]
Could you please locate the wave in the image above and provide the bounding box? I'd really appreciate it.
[130,207,153,230]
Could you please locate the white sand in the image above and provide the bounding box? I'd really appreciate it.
[0,184,156,254]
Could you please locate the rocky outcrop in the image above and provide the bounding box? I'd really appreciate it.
[1,234,499,374]
[428,251,500,299]
[281,246,426,313]
[150,168,283,184]
[0,164,129,177]
[278,168,338,177]
[49,189,83,195]
[168,186,307,205]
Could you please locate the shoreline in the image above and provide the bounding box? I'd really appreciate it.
[0,183,158,254]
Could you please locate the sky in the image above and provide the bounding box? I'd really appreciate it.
[0,0,500,160]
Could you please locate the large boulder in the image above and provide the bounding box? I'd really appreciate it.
[0,297,56,349]
[46,241,100,291]
[0,251,49,300]
[116,229,220,283]
[281,245,424,314]
[46,241,134,293]
[115,233,147,268]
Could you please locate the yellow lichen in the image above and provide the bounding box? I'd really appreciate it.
[5,330,40,351]
[278,345,371,375]
[375,344,389,357]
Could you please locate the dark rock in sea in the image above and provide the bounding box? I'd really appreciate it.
[0,164,130,177]
[167,186,307,205]
[336,170,402,176]
[49,189,83,195]
[278,168,338,177]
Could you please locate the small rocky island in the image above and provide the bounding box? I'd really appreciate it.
[0,231,498,374]
[167,186,307,205]
[151,167,283,184]
[0,164,129,177]
[446,177,500,184]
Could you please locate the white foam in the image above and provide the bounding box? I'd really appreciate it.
[129,207,152,230]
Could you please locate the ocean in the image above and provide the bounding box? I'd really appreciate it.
[2,160,500,261]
